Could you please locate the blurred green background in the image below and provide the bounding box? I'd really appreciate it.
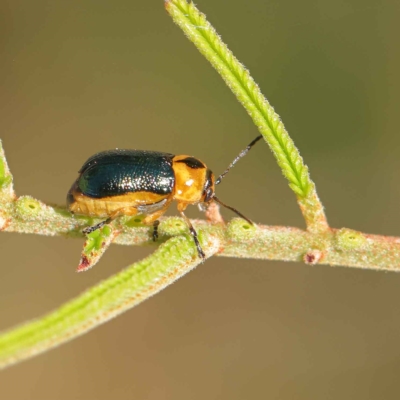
[1,0,400,398]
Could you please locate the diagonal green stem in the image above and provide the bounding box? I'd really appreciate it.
[165,0,328,232]
[0,234,221,370]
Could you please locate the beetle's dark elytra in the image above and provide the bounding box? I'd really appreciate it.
[77,150,175,198]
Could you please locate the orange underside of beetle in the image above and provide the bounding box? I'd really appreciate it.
[69,190,170,219]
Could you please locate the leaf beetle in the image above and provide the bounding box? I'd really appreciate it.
[67,135,262,259]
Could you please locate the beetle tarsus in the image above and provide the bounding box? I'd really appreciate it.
[188,224,205,259]
[152,220,160,241]
[193,235,206,260]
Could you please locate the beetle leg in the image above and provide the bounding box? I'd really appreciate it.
[152,220,160,241]
[176,203,205,260]
[83,218,112,234]
[178,210,205,260]
[141,208,169,242]
[82,207,138,234]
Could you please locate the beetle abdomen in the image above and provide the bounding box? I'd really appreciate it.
[77,150,175,198]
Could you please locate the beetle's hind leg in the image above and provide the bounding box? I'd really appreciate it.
[82,218,112,234]
[82,207,139,235]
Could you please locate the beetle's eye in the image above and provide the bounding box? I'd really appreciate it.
[204,187,214,202]
[202,168,214,202]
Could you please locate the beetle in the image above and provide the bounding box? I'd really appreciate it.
[67,135,262,259]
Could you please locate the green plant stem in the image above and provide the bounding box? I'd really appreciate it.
[0,233,221,370]
[165,0,328,233]
[2,202,400,272]
[1,217,400,369]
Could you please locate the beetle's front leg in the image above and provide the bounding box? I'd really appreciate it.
[177,203,206,260]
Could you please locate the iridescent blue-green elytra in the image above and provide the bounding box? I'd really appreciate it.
[76,149,175,198]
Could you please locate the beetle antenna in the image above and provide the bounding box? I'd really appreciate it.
[213,196,254,225]
[215,135,263,185]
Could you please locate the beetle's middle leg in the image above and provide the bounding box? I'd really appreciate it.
[82,207,139,234]
[141,210,168,242]
[152,220,160,241]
